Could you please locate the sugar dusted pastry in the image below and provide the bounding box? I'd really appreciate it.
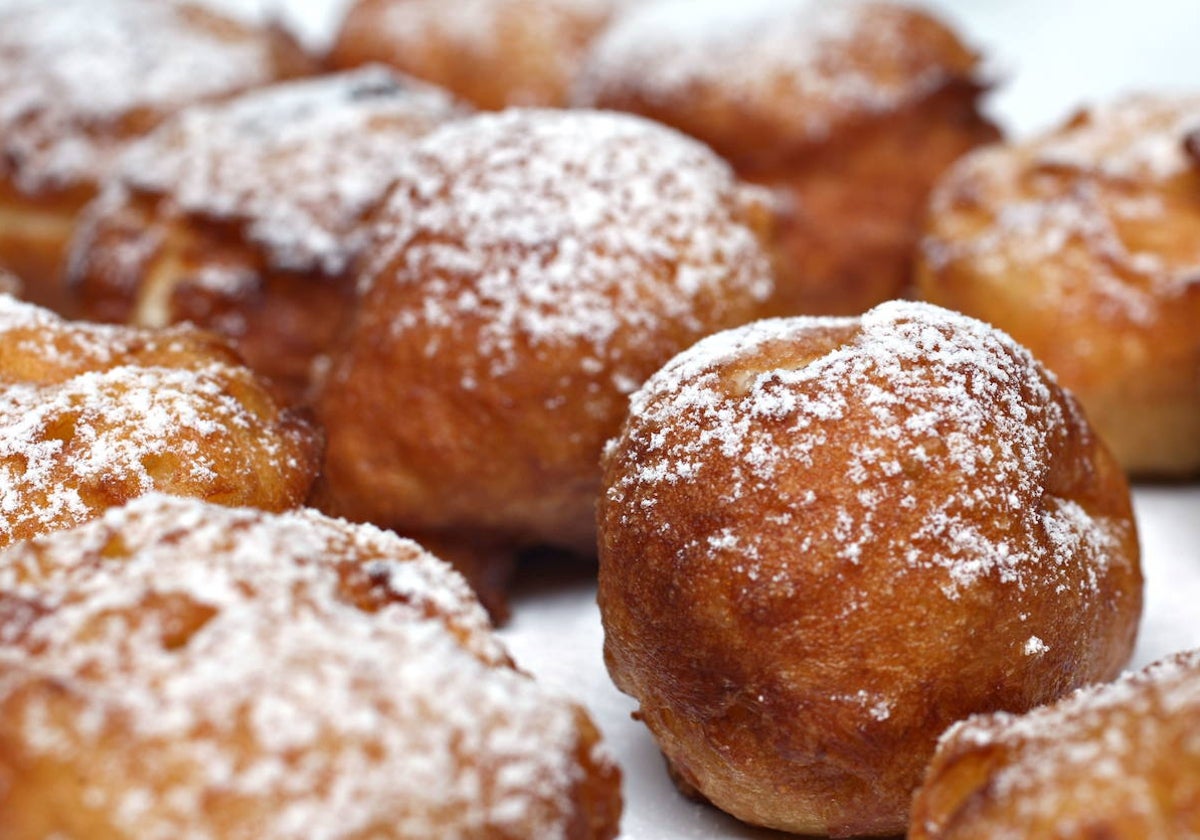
[598,300,1141,836]
[69,67,467,402]
[0,295,319,548]
[329,0,629,110]
[314,108,775,592]
[0,0,312,314]
[919,94,1200,476]
[575,0,999,317]
[911,649,1200,839]
[0,494,622,839]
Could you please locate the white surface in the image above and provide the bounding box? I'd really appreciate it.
[212,1,1200,836]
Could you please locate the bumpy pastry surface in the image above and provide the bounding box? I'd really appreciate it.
[911,649,1200,839]
[575,0,999,316]
[69,68,466,401]
[598,301,1141,836]
[919,94,1200,476]
[0,494,621,839]
[329,0,629,110]
[0,0,311,312]
[0,294,319,548]
[315,108,776,562]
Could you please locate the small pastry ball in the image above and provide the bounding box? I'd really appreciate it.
[575,0,1000,317]
[919,94,1200,477]
[598,300,1141,836]
[0,494,622,839]
[0,294,319,548]
[911,649,1200,839]
[0,0,312,314]
[69,68,467,402]
[329,0,629,110]
[315,109,775,565]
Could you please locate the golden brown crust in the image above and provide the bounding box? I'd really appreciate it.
[68,68,466,403]
[329,0,628,110]
[575,0,1000,317]
[597,301,1141,836]
[911,649,1200,839]
[314,108,776,563]
[919,94,1200,477]
[0,295,320,548]
[0,0,313,313]
[0,494,622,839]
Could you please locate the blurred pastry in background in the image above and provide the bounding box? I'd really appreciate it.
[598,301,1141,836]
[575,0,1000,317]
[0,0,313,315]
[911,648,1200,839]
[0,494,622,840]
[329,0,630,110]
[0,294,320,549]
[68,67,467,404]
[313,108,776,610]
[919,94,1200,477]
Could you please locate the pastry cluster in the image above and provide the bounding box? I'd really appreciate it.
[0,0,1194,837]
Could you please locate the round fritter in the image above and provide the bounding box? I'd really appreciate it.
[0,494,621,840]
[68,67,467,402]
[597,300,1141,837]
[919,94,1200,477]
[329,0,629,110]
[911,649,1200,840]
[0,294,319,548]
[0,0,312,313]
[575,0,999,317]
[314,108,776,566]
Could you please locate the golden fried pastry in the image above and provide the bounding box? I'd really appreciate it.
[0,494,621,839]
[329,0,629,110]
[314,108,775,586]
[597,300,1142,836]
[0,0,312,314]
[575,0,1000,317]
[0,294,319,548]
[919,94,1200,477]
[68,68,467,403]
[911,649,1200,839]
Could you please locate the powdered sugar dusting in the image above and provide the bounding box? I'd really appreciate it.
[577,0,979,145]
[0,294,311,547]
[365,108,774,382]
[374,0,624,52]
[117,67,467,276]
[612,301,1124,601]
[0,0,291,193]
[0,494,606,839]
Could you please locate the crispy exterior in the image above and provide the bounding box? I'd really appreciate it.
[0,0,312,313]
[329,0,627,110]
[597,301,1141,836]
[0,495,621,839]
[0,295,319,548]
[314,109,776,563]
[911,649,1200,839]
[919,94,1200,476]
[68,69,466,403]
[575,0,999,316]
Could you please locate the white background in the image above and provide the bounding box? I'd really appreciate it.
[202,1,1200,836]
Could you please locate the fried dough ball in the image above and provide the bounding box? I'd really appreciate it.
[919,94,1200,477]
[575,0,1000,317]
[329,0,629,110]
[0,0,312,314]
[314,108,775,583]
[68,68,467,403]
[598,300,1141,836]
[0,294,319,548]
[911,649,1200,839]
[0,494,621,839]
